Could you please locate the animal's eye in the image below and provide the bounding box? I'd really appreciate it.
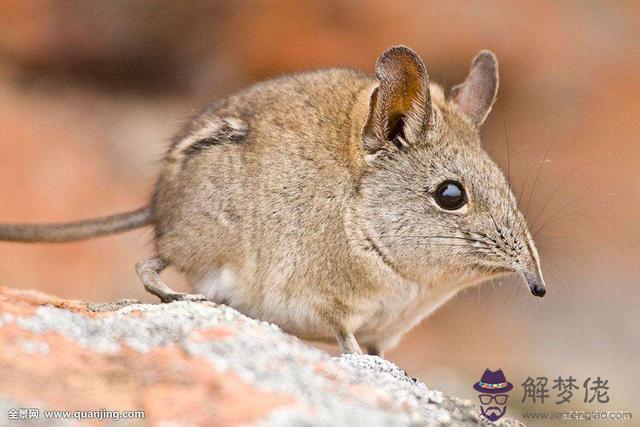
[433,180,467,210]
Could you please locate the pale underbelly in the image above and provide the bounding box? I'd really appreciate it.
[192,266,466,347]
[353,285,461,347]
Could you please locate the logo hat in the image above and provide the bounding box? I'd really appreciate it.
[473,369,513,394]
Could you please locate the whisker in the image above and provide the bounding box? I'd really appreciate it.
[502,113,515,229]
[379,234,487,245]
[396,243,476,248]
[523,133,554,218]
[529,164,586,230]
[382,224,491,240]
[518,162,537,208]
[537,234,580,243]
[524,156,551,217]
[534,212,590,237]
[488,211,503,239]
[532,195,589,237]
[502,112,512,189]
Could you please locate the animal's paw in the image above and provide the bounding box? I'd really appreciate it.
[161,292,208,303]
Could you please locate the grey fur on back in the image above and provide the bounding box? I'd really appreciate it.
[0,47,545,354]
[153,69,377,336]
[150,50,544,353]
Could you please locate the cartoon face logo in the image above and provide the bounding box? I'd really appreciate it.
[473,369,513,422]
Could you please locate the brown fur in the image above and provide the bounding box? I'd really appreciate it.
[0,47,546,354]
[151,47,545,353]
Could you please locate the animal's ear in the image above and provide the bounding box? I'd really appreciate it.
[450,50,499,126]
[362,46,432,154]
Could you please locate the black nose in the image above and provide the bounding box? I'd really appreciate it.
[523,270,547,298]
[530,284,546,297]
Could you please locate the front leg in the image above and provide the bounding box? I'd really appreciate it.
[336,329,363,354]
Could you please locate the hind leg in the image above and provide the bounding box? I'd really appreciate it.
[135,255,207,303]
[366,345,384,358]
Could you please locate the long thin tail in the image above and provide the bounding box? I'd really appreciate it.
[0,206,153,243]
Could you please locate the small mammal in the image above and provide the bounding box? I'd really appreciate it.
[0,46,546,355]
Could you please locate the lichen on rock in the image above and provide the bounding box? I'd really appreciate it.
[0,287,523,426]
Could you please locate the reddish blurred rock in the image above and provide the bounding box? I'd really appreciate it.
[0,0,236,93]
[0,0,638,412]
[0,287,524,426]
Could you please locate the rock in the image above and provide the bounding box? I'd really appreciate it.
[0,287,524,426]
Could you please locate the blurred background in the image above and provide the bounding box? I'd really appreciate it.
[0,1,638,423]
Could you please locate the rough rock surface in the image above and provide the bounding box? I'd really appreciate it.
[0,287,524,426]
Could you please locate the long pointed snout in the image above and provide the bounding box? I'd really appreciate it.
[522,268,547,297]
